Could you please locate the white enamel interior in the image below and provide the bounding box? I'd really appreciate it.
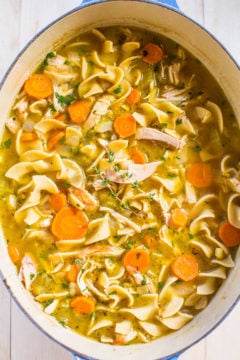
[0,1,240,359]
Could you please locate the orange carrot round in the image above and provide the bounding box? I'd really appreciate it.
[218,222,240,247]
[24,73,53,99]
[48,130,65,150]
[169,208,188,228]
[70,295,95,314]
[123,248,150,272]
[127,89,141,105]
[129,147,147,164]
[114,114,136,138]
[142,43,164,64]
[51,206,88,240]
[144,234,158,249]
[68,100,91,124]
[49,193,67,212]
[186,162,213,188]
[67,264,79,283]
[20,132,37,142]
[55,112,67,122]
[171,254,199,282]
[8,244,20,264]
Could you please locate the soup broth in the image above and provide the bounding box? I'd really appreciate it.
[1,26,240,345]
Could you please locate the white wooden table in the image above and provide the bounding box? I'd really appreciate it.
[0,1,240,359]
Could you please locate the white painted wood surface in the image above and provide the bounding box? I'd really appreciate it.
[0,1,239,359]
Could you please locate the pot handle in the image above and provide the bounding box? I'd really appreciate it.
[80,0,179,10]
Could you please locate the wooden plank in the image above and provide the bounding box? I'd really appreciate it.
[11,300,73,360]
[203,0,240,63]
[0,281,11,360]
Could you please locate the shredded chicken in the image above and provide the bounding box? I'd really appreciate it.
[136,127,185,149]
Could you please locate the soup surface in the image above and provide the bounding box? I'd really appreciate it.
[1,26,240,345]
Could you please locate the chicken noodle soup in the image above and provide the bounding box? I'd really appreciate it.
[1,26,240,345]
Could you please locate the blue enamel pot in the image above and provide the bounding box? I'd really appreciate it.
[0,1,239,359]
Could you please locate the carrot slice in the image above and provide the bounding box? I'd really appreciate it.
[24,73,53,99]
[171,254,199,282]
[67,264,79,283]
[70,295,95,314]
[142,43,164,64]
[123,248,150,272]
[186,162,213,188]
[129,147,147,164]
[218,222,240,247]
[144,234,158,249]
[55,112,67,122]
[20,132,37,142]
[169,208,188,228]
[68,100,91,124]
[51,206,88,240]
[127,89,141,105]
[114,114,136,138]
[49,193,67,212]
[8,244,20,264]
[48,130,65,150]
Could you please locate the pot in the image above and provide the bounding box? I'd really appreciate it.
[0,1,239,359]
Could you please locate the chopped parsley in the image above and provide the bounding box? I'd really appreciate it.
[131,180,139,189]
[113,85,123,94]
[55,92,76,106]
[2,138,11,149]
[176,118,182,125]
[39,51,56,71]
[92,166,101,175]
[107,149,115,163]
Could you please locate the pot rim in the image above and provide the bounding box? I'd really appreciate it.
[0,1,240,359]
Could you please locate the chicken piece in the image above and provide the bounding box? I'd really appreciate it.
[136,127,185,149]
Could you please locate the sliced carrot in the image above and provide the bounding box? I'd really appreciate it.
[123,248,150,272]
[129,147,147,164]
[68,100,91,124]
[48,130,65,150]
[20,132,37,142]
[66,264,79,283]
[55,112,67,122]
[171,254,199,282]
[24,73,53,99]
[7,244,20,264]
[114,114,136,138]
[70,295,95,314]
[143,234,158,249]
[186,162,213,188]
[142,43,164,64]
[127,89,141,105]
[218,222,240,247]
[49,193,67,212]
[169,208,188,228]
[51,206,88,240]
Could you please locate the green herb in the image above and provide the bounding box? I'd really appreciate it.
[160,156,166,161]
[64,60,70,65]
[55,92,75,106]
[108,291,117,296]
[2,138,11,149]
[107,149,115,163]
[188,233,195,239]
[148,192,155,201]
[125,239,134,249]
[39,51,56,71]
[102,178,110,186]
[40,251,47,259]
[175,118,182,125]
[61,282,69,289]
[48,104,56,113]
[113,85,123,94]
[167,173,177,178]
[61,182,71,189]
[75,259,83,266]
[89,311,95,320]
[43,299,54,308]
[92,166,101,175]
[166,110,174,114]
[141,276,147,286]
[110,190,117,198]
[121,202,130,209]
[30,273,35,280]
[158,281,165,290]
[120,171,132,179]
[160,122,168,127]
[77,46,88,55]
[194,145,202,153]
[59,319,66,327]
[113,164,120,172]
[131,181,139,189]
